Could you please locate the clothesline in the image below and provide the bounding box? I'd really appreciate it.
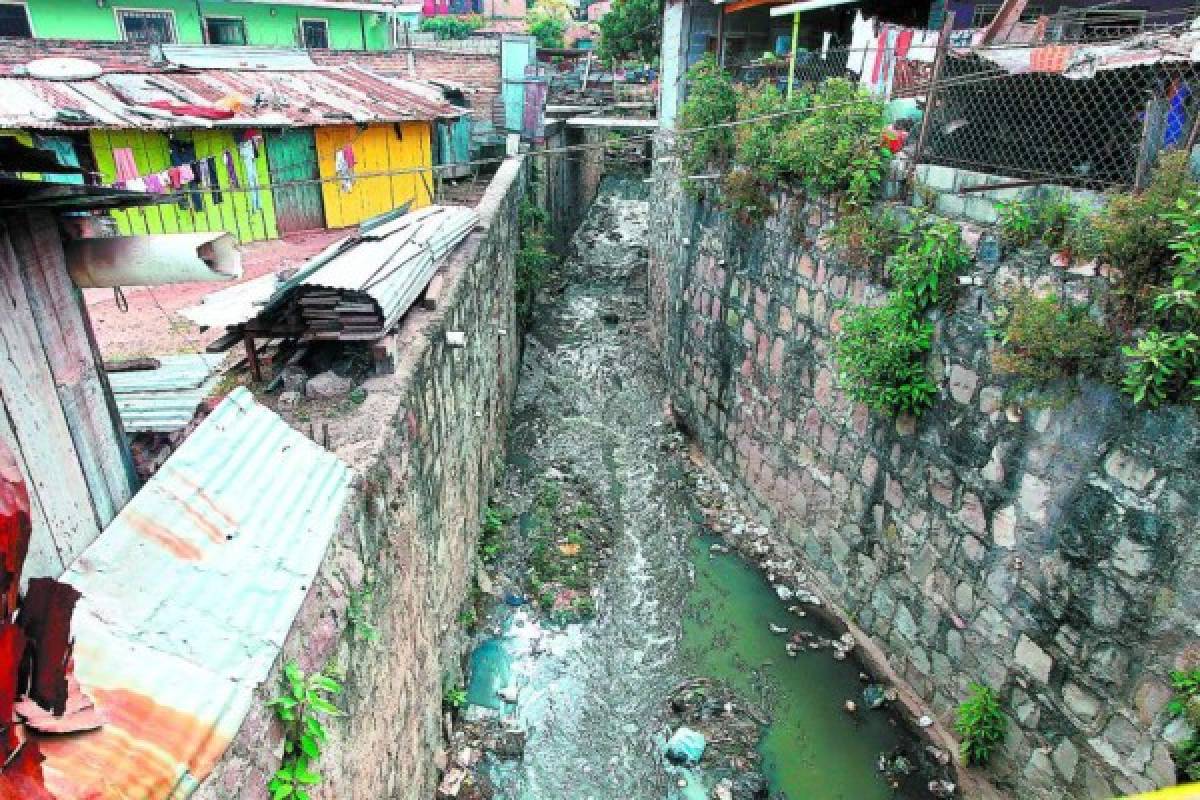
[109,132,363,212]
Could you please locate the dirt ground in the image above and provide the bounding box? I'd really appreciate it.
[82,229,346,360]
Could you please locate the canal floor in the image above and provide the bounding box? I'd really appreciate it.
[465,176,926,800]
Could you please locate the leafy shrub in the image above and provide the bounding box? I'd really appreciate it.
[1121,330,1200,408]
[268,662,342,800]
[834,296,936,415]
[442,683,468,710]
[955,683,1006,766]
[419,15,483,39]
[720,166,773,222]
[528,9,568,49]
[517,201,554,319]
[678,55,737,186]
[887,213,971,309]
[992,290,1113,386]
[733,81,807,184]
[1122,185,1200,408]
[830,205,905,276]
[1097,151,1198,316]
[1168,669,1200,782]
[480,504,513,563]
[997,190,1097,258]
[773,78,890,210]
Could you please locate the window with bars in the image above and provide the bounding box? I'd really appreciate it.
[117,9,176,43]
[971,2,1044,28]
[0,3,32,38]
[300,18,329,48]
[205,16,247,45]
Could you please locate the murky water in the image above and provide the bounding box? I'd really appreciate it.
[467,177,923,800]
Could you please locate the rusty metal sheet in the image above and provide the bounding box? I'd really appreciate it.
[38,388,353,799]
[0,64,462,131]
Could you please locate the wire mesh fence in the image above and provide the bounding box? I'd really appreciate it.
[719,9,1200,190]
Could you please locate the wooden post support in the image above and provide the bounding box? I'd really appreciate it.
[909,11,956,182]
[243,331,262,383]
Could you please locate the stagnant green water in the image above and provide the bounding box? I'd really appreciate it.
[466,177,922,799]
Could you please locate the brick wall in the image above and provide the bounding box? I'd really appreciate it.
[647,153,1200,799]
[195,158,526,800]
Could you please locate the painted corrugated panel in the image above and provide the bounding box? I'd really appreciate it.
[314,122,434,228]
[108,355,226,434]
[39,387,353,799]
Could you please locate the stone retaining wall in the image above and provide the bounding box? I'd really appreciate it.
[647,153,1200,798]
[196,158,526,800]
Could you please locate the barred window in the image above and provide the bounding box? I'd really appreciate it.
[117,10,176,44]
[971,2,1045,28]
[205,16,247,45]
[300,18,329,49]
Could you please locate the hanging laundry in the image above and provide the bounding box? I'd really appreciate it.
[125,177,147,192]
[208,156,224,203]
[167,166,183,190]
[144,173,165,193]
[335,145,355,192]
[239,139,262,213]
[199,157,222,205]
[144,99,236,120]
[223,151,240,189]
[179,163,194,184]
[850,11,877,84]
[112,147,139,183]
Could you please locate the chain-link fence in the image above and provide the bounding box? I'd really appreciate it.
[720,8,1200,190]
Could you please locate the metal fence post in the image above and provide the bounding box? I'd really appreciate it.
[909,11,956,182]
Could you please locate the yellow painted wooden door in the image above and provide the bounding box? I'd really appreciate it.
[314,123,433,229]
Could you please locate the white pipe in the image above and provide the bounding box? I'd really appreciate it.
[67,232,242,288]
[770,0,858,18]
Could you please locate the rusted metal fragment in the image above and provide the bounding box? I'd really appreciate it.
[16,673,105,734]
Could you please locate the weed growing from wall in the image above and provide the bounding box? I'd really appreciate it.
[517,201,555,322]
[1122,185,1200,407]
[997,191,1098,260]
[267,662,343,800]
[1167,668,1200,781]
[991,290,1113,393]
[955,683,1006,766]
[835,214,969,416]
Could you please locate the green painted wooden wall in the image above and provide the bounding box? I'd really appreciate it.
[90,128,279,243]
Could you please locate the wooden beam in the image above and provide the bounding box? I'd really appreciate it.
[725,0,781,14]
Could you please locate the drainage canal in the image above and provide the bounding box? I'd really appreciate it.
[454,176,945,800]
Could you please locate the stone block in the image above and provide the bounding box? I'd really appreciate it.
[1017,473,1052,525]
[1015,634,1053,683]
[1063,682,1102,727]
[947,364,979,404]
[1103,449,1156,492]
[922,165,958,191]
[993,505,1016,549]
[958,491,987,536]
[1052,739,1079,783]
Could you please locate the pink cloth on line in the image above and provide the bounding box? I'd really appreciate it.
[144,173,165,193]
[179,163,195,183]
[895,29,914,58]
[341,144,356,169]
[112,147,139,182]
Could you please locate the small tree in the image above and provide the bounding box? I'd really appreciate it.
[677,55,736,185]
[955,684,1007,766]
[597,0,662,62]
[528,7,568,49]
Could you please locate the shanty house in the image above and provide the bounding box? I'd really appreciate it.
[0,45,463,239]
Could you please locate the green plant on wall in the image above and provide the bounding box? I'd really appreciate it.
[997,191,1097,259]
[517,200,555,320]
[347,586,379,643]
[443,682,468,711]
[835,296,936,415]
[955,683,1006,766]
[992,289,1113,389]
[835,214,969,416]
[1122,185,1200,408]
[677,55,737,189]
[1167,668,1200,781]
[419,14,484,39]
[267,662,342,800]
[887,213,971,309]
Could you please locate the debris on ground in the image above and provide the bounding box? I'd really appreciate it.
[660,678,769,796]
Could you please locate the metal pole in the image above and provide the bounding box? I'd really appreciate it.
[909,10,956,181]
[786,12,800,99]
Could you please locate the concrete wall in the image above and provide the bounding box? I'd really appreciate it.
[196,158,526,800]
[647,154,1200,798]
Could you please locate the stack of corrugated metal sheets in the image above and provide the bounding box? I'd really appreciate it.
[107,353,226,433]
[256,204,478,341]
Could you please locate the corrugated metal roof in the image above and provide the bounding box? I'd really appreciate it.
[0,63,462,131]
[284,204,478,329]
[969,28,1200,78]
[39,387,353,799]
[108,354,226,434]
